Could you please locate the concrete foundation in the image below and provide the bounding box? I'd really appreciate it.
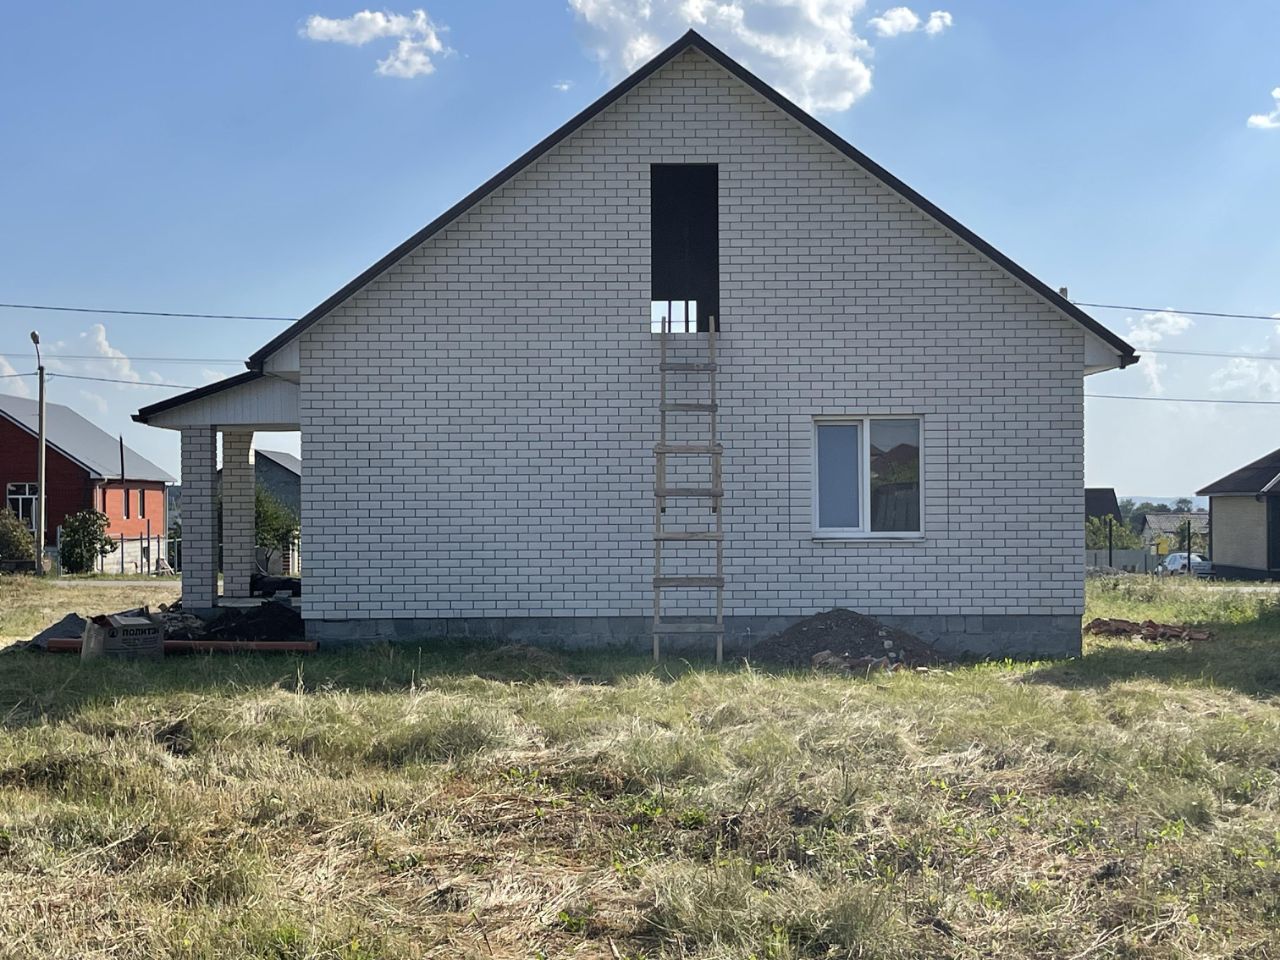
[306,612,1082,659]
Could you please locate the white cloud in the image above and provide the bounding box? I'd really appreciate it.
[924,10,952,35]
[79,390,109,416]
[0,355,33,399]
[1247,87,1280,130]
[302,8,449,78]
[80,322,141,385]
[1210,357,1280,398]
[1125,310,1193,394]
[553,80,574,92]
[868,6,919,36]
[569,0,954,114]
[869,6,951,37]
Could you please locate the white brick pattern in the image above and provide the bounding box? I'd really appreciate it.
[180,426,218,607]
[298,50,1085,623]
[221,431,255,598]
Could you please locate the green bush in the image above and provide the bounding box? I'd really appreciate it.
[0,509,34,562]
[59,509,116,574]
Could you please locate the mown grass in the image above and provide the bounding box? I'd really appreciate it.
[1,577,1279,958]
[0,574,178,639]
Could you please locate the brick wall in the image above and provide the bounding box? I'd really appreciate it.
[298,49,1086,625]
[99,482,167,538]
[0,414,94,542]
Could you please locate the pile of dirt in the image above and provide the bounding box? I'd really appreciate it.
[203,602,304,642]
[463,643,569,680]
[1084,617,1211,642]
[749,608,943,670]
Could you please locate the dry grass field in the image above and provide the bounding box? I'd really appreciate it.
[1,575,1279,958]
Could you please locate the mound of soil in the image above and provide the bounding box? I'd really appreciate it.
[749,608,943,669]
[463,643,569,680]
[203,601,304,642]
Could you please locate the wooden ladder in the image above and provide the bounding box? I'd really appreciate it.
[653,310,724,663]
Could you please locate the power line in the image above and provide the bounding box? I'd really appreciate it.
[1075,302,1280,322]
[1086,393,1280,406]
[38,353,243,365]
[0,302,294,322]
[47,372,200,389]
[1143,347,1280,361]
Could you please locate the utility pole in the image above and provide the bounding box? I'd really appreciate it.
[30,331,46,574]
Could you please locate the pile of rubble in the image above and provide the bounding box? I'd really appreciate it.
[18,599,306,654]
[750,608,944,674]
[1084,617,1212,643]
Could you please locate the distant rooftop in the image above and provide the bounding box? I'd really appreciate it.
[0,392,174,483]
[1198,447,1280,496]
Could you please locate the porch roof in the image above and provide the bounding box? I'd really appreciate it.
[133,371,299,431]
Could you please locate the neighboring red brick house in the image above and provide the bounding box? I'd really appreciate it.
[0,393,174,569]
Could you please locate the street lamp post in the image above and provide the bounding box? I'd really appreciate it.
[30,331,46,574]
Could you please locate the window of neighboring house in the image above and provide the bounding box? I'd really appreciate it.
[6,483,38,533]
[814,417,922,538]
[122,486,130,519]
[138,488,146,518]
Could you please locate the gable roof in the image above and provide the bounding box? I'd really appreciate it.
[256,448,301,476]
[1139,512,1208,537]
[1198,447,1280,496]
[1085,487,1122,523]
[245,29,1138,371]
[0,392,174,483]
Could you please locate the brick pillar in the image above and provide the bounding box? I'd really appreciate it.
[180,427,217,607]
[221,431,255,599]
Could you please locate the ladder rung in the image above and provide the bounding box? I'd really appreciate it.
[654,531,723,541]
[653,622,724,634]
[661,402,718,413]
[655,443,723,455]
[655,486,723,498]
[660,362,717,373]
[654,576,725,588]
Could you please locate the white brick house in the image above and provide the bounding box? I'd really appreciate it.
[137,32,1137,656]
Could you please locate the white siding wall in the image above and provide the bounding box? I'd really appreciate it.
[299,50,1085,624]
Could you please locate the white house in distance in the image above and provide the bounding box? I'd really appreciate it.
[136,31,1137,657]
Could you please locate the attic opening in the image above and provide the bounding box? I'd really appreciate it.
[650,163,719,333]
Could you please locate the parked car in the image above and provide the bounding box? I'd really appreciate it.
[1158,552,1211,576]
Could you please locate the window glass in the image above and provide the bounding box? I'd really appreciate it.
[869,419,921,532]
[816,423,860,530]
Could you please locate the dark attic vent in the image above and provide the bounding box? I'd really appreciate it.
[650,164,719,333]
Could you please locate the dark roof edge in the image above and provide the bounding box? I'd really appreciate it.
[133,370,264,424]
[246,29,1138,369]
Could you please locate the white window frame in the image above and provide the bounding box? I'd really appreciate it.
[812,416,924,540]
[6,482,38,533]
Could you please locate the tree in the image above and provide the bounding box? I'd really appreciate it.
[1174,497,1194,512]
[59,509,117,574]
[0,508,34,562]
[1117,498,1136,526]
[1085,516,1141,551]
[255,487,299,570]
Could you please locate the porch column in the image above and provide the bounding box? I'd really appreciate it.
[180,426,217,607]
[221,430,255,599]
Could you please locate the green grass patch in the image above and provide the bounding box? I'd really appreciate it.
[1,578,1279,957]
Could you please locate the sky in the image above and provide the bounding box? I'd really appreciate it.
[1,1,1278,497]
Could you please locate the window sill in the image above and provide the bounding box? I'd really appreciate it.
[812,534,925,544]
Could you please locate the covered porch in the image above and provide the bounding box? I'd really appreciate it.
[134,371,300,609]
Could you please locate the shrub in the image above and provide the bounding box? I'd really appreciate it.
[59,509,116,574]
[0,508,34,562]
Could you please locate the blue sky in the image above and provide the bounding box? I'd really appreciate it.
[1,1,1277,496]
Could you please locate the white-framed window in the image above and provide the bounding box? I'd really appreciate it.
[813,416,922,538]
[6,482,38,533]
[650,299,699,334]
